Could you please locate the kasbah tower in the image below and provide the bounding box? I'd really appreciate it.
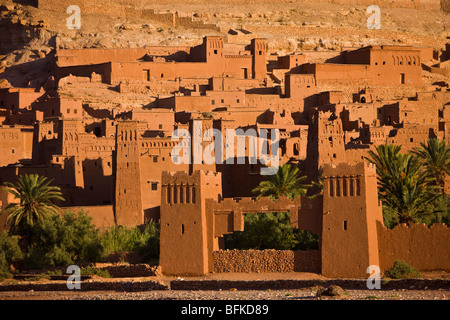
[0,0,449,278]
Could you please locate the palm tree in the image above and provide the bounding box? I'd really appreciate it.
[411,138,450,191]
[366,144,441,225]
[252,164,311,200]
[1,174,65,236]
[365,144,403,186]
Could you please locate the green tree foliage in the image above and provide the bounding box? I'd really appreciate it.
[411,138,450,191]
[0,253,12,281]
[1,174,64,238]
[100,221,160,263]
[366,144,441,226]
[381,205,397,229]
[252,164,311,200]
[293,229,319,250]
[23,211,103,269]
[0,231,23,263]
[0,231,23,280]
[419,194,450,226]
[224,212,318,250]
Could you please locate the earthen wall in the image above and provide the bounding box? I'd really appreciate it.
[60,205,115,228]
[0,125,34,167]
[212,249,320,273]
[377,221,450,272]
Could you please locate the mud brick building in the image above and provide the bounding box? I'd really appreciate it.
[0,35,449,277]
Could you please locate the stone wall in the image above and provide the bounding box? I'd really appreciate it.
[212,249,320,273]
[0,280,167,292]
[98,264,161,277]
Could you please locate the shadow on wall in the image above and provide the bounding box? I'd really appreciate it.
[442,0,450,13]
[12,0,38,7]
[83,104,113,120]
[0,57,54,89]
[144,206,160,222]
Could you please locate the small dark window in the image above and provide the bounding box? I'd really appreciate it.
[214,49,217,54]
[410,138,414,142]
[258,50,262,55]
[161,73,164,78]
[159,124,163,129]
[151,183,158,191]
[211,100,215,105]
[344,220,347,231]
[181,224,185,234]
[221,99,224,103]
[153,157,158,163]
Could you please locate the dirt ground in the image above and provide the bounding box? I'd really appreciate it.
[1,271,449,300]
[0,287,448,300]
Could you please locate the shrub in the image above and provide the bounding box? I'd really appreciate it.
[100,221,160,263]
[0,252,13,281]
[224,212,312,250]
[80,266,111,278]
[23,210,104,269]
[0,231,23,263]
[23,269,63,281]
[136,221,160,263]
[384,260,421,279]
[0,232,23,280]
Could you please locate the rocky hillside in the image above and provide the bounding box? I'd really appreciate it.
[0,0,449,89]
